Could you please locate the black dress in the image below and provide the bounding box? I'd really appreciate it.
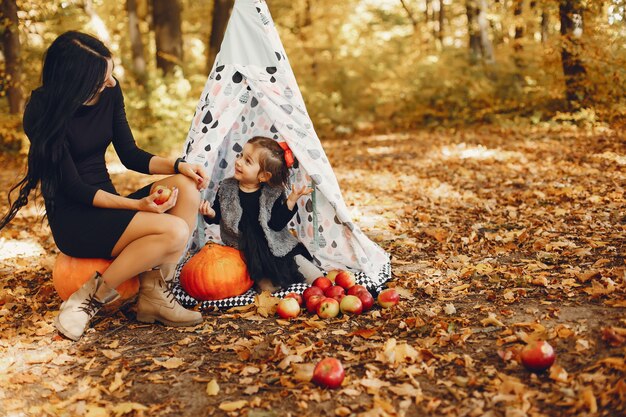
[22,82,155,259]
[204,187,312,288]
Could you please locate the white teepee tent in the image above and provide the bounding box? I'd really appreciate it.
[179,0,390,293]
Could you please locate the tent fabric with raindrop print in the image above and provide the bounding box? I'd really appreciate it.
[173,0,391,308]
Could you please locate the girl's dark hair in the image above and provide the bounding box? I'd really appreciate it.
[248,136,290,188]
[0,31,111,229]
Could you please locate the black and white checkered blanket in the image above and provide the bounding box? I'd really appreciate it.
[171,253,392,310]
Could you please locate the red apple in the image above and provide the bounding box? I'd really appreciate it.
[303,286,324,301]
[324,285,346,302]
[306,295,325,314]
[335,270,356,290]
[377,288,400,308]
[347,285,368,296]
[284,292,303,306]
[276,298,300,319]
[520,340,556,372]
[325,270,341,284]
[312,358,345,389]
[355,290,375,311]
[339,295,363,315]
[312,277,333,292]
[317,297,340,319]
[153,185,173,205]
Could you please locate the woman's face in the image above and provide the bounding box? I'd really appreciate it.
[99,58,116,92]
[84,58,116,105]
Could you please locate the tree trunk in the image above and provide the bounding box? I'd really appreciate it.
[559,0,588,108]
[1,0,23,114]
[541,8,549,42]
[437,0,445,46]
[514,0,524,41]
[207,0,234,73]
[126,0,147,85]
[152,0,183,75]
[477,0,495,63]
[513,0,524,69]
[467,0,482,62]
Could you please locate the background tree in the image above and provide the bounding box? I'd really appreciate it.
[559,0,588,109]
[207,0,234,72]
[1,0,23,114]
[152,0,183,75]
[127,0,147,85]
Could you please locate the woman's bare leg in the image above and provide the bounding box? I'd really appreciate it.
[95,175,199,288]
[101,212,189,288]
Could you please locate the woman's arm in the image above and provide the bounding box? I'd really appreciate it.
[111,82,155,174]
[92,187,178,213]
[111,82,209,188]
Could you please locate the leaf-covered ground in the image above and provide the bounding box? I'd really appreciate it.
[1,125,624,417]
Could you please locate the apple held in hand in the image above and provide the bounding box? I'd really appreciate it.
[340,295,363,315]
[303,286,324,301]
[306,295,325,314]
[520,340,556,372]
[312,277,333,292]
[276,298,300,319]
[335,270,356,290]
[284,292,304,306]
[312,358,345,389]
[377,288,400,308]
[317,297,340,319]
[324,285,346,302]
[153,185,173,205]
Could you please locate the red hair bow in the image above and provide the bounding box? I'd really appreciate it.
[278,141,294,168]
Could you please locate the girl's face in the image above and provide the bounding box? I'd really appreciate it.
[234,143,267,187]
[84,58,116,105]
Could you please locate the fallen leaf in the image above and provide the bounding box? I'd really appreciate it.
[206,379,219,396]
[254,291,279,318]
[480,313,505,327]
[444,303,456,315]
[219,400,248,411]
[549,364,568,383]
[153,357,184,369]
[348,328,378,339]
[111,402,148,416]
[102,350,121,360]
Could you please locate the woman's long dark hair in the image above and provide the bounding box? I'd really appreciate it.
[0,31,111,229]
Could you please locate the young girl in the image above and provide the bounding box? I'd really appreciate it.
[199,136,323,291]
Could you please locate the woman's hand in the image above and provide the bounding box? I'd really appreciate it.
[286,184,313,210]
[137,187,179,213]
[178,162,209,190]
[199,200,216,218]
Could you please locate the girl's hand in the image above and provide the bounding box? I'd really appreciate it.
[199,200,216,218]
[138,187,179,213]
[286,184,313,210]
[178,162,210,190]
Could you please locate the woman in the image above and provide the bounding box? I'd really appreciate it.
[0,31,206,341]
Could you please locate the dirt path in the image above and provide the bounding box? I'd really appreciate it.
[1,125,624,417]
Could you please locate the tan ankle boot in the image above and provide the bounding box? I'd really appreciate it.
[136,265,203,327]
[54,272,120,341]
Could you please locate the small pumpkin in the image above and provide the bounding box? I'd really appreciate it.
[52,254,139,308]
[180,243,253,301]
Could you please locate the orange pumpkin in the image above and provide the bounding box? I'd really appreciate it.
[180,243,253,301]
[52,254,139,307]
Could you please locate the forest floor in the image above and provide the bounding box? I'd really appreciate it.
[0,124,625,417]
